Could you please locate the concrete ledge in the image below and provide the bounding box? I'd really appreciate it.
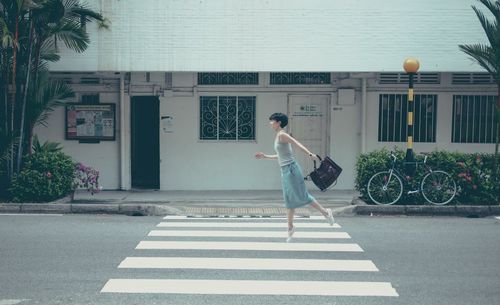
[406,205,456,216]
[70,204,119,214]
[21,204,71,213]
[455,206,492,217]
[489,205,500,214]
[0,204,21,213]
[355,205,406,215]
[119,204,157,216]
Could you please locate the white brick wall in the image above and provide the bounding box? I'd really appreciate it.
[50,0,488,72]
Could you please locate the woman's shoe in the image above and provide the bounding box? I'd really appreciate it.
[286,226,295,243]
[325,209,335,226]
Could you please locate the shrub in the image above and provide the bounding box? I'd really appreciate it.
[10,151,75,203]
[355,148,499,205]
[73,162,101,195]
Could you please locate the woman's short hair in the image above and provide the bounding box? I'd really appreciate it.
[269,113,288,128]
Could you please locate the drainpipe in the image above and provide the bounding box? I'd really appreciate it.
[361,77,367,153]
[120,73,126,189]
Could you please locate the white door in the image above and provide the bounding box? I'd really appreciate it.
[287,95,330,176]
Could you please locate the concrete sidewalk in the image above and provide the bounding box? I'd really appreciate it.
[0,189,358,217]
[1,189,498,217]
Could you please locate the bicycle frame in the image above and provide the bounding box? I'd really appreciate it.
[385,153,432,195]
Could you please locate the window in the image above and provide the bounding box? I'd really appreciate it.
[197,73,258,85]
[81,93,99,104]
[378,73,440,84]
[378,94,437,142]
[200,96,256,141]
[452,95,497,143]
[270,73,330,85]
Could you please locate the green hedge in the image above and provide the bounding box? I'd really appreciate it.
[355,148,499,205]
[9,151,75,203]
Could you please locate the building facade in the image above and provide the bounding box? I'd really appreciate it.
[35,0,497,191]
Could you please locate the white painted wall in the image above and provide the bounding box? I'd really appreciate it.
[365,73,497,154]
[34,92,121,190]
[51,0,487,72]
[36,72,496,191]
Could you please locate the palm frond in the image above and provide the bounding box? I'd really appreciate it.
[459,43,497,73]
[27,73,74,128]
[472,5,499,47]
[32,134,62,153]
[52,19,89,53]
[39,38,60,62]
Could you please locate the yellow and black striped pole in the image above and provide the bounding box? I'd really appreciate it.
[403,58,419,174]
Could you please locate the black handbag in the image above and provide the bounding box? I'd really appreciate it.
[306,155,343,191]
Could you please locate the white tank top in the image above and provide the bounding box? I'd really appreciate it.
[274,132,294,167]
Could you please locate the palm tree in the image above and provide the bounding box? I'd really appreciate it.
[0,0,105,185]
[459,0,500,191]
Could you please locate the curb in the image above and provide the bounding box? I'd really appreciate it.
[1,201,498,217]
[354,198,499,217]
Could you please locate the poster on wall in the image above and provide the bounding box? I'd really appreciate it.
[65,103,116,141]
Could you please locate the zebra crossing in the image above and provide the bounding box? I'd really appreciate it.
[101,215,398,297]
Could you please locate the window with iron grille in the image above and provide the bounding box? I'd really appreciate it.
[378,94,437,142]
[270,73,331,85]
[197,73,258,85]
[452,95,498,143]
[200,96,256,141]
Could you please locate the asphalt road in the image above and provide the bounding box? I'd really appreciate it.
[0,214,499,305]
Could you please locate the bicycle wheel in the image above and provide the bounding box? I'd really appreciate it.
[421,170,457,205]
[367,171,403,205]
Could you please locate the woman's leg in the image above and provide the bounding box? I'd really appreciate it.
[287,208,295,230]
[310,200,335,225]
[310,200,328,216]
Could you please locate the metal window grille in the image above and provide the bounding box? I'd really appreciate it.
[197,73,258,85]
[200,96,256,141]
[270,73,331,85]
[452,95,497,143]
[378,94,437,142]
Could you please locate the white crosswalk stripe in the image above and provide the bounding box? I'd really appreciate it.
[118,257,379,271]
[157,221,341,228]
[101,216,398,298]
[148,229,350,239]
[136,240,363,252]
[101,279,398,296]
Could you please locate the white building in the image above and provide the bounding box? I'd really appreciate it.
[36,0,497,191]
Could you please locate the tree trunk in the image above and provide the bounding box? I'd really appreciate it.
[10,14,20,177]
[16,16,34,173]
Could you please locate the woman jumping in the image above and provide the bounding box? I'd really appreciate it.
[255,112,334,242]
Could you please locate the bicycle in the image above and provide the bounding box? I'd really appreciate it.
[367,152,457,205]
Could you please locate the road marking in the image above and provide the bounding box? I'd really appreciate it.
[101,279,398,296]
[157,222,341,228]
[148,230,350,239]
[163,215,329,220]
[0,300,30,305]
[136,241,363,252]
[118,257,378,271]
[0,214,63,216]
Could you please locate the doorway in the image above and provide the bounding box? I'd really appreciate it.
[288,94,330,176]
[131,96,160,189]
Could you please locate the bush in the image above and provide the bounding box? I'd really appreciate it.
[10,151,75,203]
[355,148,499,205]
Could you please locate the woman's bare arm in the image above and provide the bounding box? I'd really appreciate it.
[279,132,317,158]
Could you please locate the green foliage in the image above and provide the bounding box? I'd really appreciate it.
[32,134,62,153]
[356,148,500,205]
[9,150,75,202]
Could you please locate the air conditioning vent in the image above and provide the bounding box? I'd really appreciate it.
[80,77,100,84]
[379,73,440,84]
[452,73,494,84]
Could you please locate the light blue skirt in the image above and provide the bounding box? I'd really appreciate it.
[280,161,315,209]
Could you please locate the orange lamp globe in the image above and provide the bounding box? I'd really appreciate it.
[403,58,420,73]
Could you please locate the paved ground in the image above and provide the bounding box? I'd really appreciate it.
[1,214,499,305]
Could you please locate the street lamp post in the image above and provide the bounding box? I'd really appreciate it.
[403,58,420,174]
